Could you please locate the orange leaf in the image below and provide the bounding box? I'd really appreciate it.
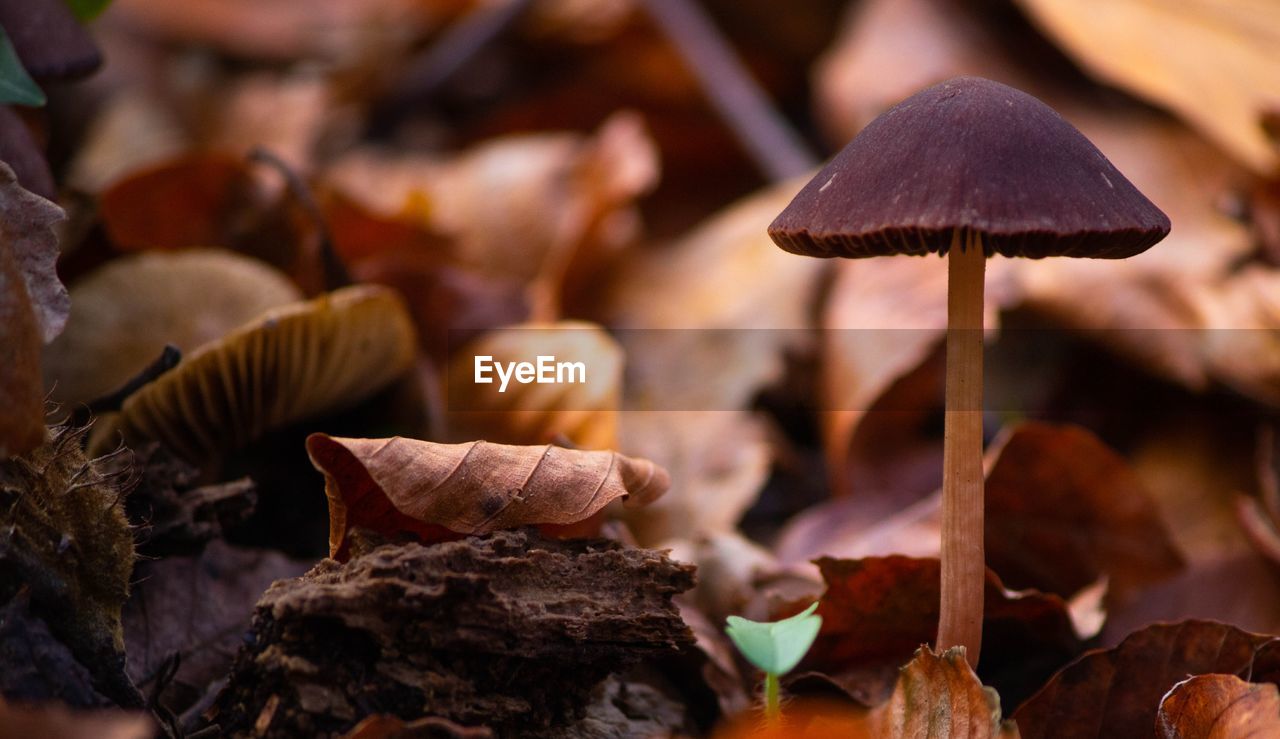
[99,152,255,252]
[1157,674,1280,739]
[306,434,670,559]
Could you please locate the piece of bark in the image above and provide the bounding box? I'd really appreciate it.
[116,443,256,555]
[208,529,695,737]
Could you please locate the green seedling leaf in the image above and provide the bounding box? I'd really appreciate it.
[63,0,113,22]
[0,27,44,106]
[726,602,822,676]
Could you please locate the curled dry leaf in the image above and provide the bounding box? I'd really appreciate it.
[444,321,623,449]
[99,285,416,464]
[44,249,302,406]
[1014,0,1280,173]
[1015,621,1279,738]
[307,434,670,559]
[1157,674,1280,739]
[782,557,1079,710]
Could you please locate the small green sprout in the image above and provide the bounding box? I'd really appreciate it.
[725,602,822,723]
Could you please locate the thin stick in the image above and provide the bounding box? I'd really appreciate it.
[938,230,986,668]
[638,0,816,181]
[248,147,352,291]
[369,0,536,135]
[73,344,182,427]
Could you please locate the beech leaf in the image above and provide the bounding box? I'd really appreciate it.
[306,434,670,559]
[1157,674,1280,739]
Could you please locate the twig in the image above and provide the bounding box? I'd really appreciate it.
[73,344,182,426]
[637,0,817,181]
[247,147,352,291]
[370,0,537,135]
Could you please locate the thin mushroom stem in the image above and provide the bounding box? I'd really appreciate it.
[938,229,986,668]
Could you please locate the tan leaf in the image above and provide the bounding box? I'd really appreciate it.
[1157,674,1280,738]
[1014,0,1280,173]
[44,249,302,406]
[325,113,658,313]
[306,434,670,559]
[443,321,622,450]
[0,162,67,456]
[100,285,416,463]
[618,411,771,546]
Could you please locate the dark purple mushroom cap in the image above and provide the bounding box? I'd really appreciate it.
[0,0,101,81]
[769,77,1170,259]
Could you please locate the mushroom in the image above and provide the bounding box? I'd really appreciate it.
[45,249,302,406]
[768,77,1169,666]
[93,284,416,464]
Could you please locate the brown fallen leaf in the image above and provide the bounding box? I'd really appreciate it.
[0,701,152,739]
[443,321,623,449]
[122,541,312,728]
[43,249,302,406]
[99,285,416,464]
[1014,0,1280,173]
[307,434,670,559]
[1015,621,1279,738]
[983,422,1184,606]
[98,153,258,253]
[821,255,1017,498]
[780,557,1080,711]
[1156,674,1280,739]
[0,161,67,456]
[209,529,695,737]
